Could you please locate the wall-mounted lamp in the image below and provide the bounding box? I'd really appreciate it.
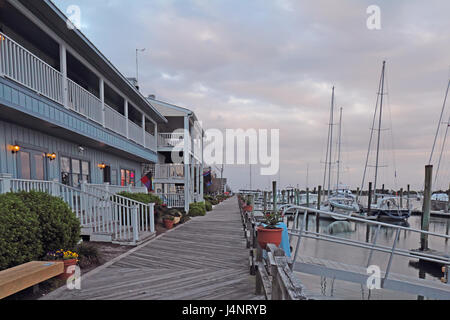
[46,153,57,161]
[98,163,106,170]
[10,145,20,154]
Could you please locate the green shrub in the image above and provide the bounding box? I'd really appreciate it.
[189,202,206,217]
[205,201,213,212]
[0,193,42,270]
[16,191,80,253]
[118,192,162,205]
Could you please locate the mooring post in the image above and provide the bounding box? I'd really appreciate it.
[356,187,360,203]
[263,191,267,214]
[306,187,310,208]
[368,182,372,216]
[421,165,433,251]
[400,188,403,208]
[447,183,450,213]
[316,186,322,233]
[407,184,410,211]
[281,190,285,204]
[273,181,277,215]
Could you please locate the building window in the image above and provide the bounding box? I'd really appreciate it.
[111,169,118,185]
[61,156,90,187]
[120,169,135,187]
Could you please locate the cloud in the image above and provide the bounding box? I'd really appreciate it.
[53,0,450,190]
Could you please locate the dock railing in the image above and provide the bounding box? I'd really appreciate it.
[283,205,450,286]
[238,197,308,300]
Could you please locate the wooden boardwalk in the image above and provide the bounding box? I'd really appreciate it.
[42,197,258,300]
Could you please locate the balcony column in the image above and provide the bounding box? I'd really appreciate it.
[142,114,146,147]
[200,131,204,201]
[124,99,129,139]
[191,156,195,200]
[183,115,190,212]
[100,78,105,127]
[59,43,68,108]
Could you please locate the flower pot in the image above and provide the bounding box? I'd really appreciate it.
[164,219,174,229]
[59,259,78,281]
[256,226,283,250]
[243,205,253,212]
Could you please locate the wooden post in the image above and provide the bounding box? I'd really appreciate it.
[306,187,310,208]
[421,165,433,251]
[263,191,267,214]
[400,188,403,208]
[368,182,372,215]
[407,184,410,211]
[316,186,321,233]
[273,181,277,214]
[356,187,360,203]
[447,183,450,213]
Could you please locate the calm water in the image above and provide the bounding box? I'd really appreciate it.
[285,205,450,300]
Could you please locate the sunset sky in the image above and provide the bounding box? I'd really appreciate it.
[54,0,450,191]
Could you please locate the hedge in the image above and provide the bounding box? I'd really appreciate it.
[0,193,42,270]
[189,202,206,217]
[117,192,162,205]
[205,201,213,212]
[16,191,80,253]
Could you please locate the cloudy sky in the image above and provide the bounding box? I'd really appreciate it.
[53,0,450,191]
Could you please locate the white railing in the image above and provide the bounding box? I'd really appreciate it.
[157,193,185,208]
[0,177,153,244]
[0,32,63,104]
[87,183,147,194]
[104,103,127,137]
[153,164,185,180]
[158,132,184,148]
[145,131,156,150]
[84,184,155,236]
[128,119,144,145]
[67,78,103,124]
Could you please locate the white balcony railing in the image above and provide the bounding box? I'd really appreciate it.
[67,78,103,124]
[158,132,184,148]
[128,120,144,145]
[145,131,156,150]
[153,164,184,180]
[0,32,63,104]
[104,103,127,137]
[0,32,157,151]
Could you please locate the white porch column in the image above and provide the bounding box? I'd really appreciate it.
[183,115,190,212]
[200,130,204,201]
[142,114,146,147]
[100,78,105,127]
[0,173,12,194]
[124,99,129,139]
[59,43,68,108]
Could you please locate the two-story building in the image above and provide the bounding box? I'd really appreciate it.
[145,97,204,212]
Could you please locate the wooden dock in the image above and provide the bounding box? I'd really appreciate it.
[42,197,258,300]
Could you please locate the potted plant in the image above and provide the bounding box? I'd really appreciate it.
[243,196,253,212]
[256,210,283,249]
[163,215,175,229]
[44,249,79,280]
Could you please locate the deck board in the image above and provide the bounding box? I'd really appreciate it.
[42,197,258,300]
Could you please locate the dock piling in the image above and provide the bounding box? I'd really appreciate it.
[421,165,433,251]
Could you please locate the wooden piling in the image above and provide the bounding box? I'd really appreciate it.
[316,186,321,233]
[421,165,433,251]
[368,182,372,215]
[263,191,267,214]
[407,184,410,211]
[273,181,277,215]
[306,188,310,208]
[400,188,403,208]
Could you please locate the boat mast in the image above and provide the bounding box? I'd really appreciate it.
[373,61,386,204]
[322,86,335,199]
[336,107,343,191]
[328,87,335,198]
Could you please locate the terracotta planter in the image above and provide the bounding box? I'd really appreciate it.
[59,259,78,281]
[243,205,253,212]
[256,226,283,250]
[164,219,174,229]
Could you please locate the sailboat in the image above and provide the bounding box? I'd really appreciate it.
[359,61,411,221]
[320,89,358,220]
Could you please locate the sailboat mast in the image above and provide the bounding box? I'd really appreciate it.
[337,107,343,191]
[373,61,386,203]
[327,86,335,198]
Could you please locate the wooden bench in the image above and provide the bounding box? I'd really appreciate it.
[0,261,64,299]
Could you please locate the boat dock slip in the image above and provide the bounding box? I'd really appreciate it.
[42,197,258,300]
